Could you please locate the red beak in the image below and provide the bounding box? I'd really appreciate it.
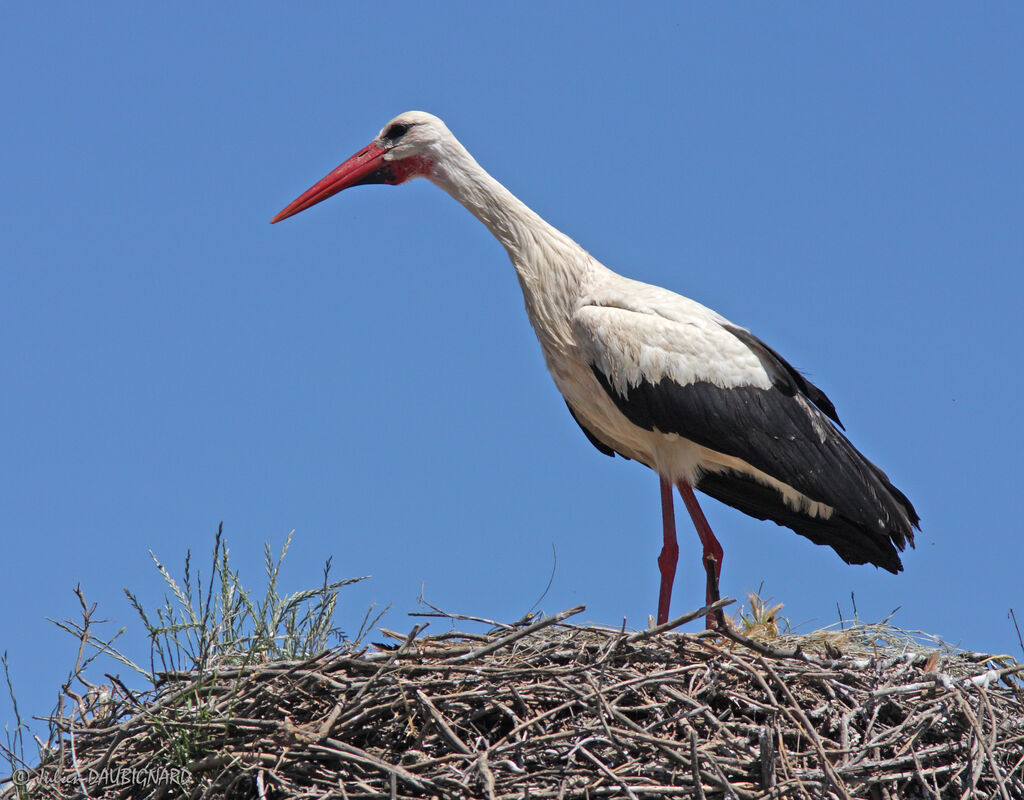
[271,142,391,223]
[272,142,432,223]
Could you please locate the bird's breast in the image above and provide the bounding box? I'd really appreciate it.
[544,352,705,481]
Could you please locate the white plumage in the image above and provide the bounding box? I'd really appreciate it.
[273,111,919,627]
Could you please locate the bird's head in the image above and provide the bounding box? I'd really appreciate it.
[271,111,450,223]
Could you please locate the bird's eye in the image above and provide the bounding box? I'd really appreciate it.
[384,123,410,141]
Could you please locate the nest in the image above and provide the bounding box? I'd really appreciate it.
[6,600,1024,799]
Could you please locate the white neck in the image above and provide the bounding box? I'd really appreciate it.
[427,140,554,252]
[426,137,592,352]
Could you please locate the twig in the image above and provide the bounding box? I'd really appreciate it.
[415,689,472,755]
[689,728,707,800]
[624,598,735,643]
[446,605,585,663]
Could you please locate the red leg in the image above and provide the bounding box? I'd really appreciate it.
[656,476,679,625]
[676,480,724,629]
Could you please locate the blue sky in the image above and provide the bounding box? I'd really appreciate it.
[2,4,1022,743]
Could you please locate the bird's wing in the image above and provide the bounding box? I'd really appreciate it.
[573,293,775,400]
[572,297,916,558]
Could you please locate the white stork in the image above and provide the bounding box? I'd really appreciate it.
[272,111,919,627]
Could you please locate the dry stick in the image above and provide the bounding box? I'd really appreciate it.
[979,687,1014,799]
[689,728,707,800]
[492,694,586,746]
[65,723,90,799]
[759,725,776,790]
[316,738,435,792]
[957,695,989,800]
[623,598,735,643]
[316,701,344,740]
[499,687,670,785]
[86,727,130,774]
[838,740,1001,776]
[647,692,754,794]
[706,753,745,800]
[415,689,472,755]
[962,732,986,800]
[774,719,824,800]
[473,750,498,800]
[659,685,736,749]
[957,691,1011,800]
[446,605,585,663]
[572,745,640,800]
[756,654,853,800]
[330,623,427,733]
[410,599,524,631]
[578,674,629,762]
[910,743,943,800]
[884,699,944,755]
[603,725,690,769]
[1007,748,1024,793]
[712,635,839,798]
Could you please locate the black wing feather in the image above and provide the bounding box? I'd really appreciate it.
[697,468,905,572]
[589,353,918,569]
[722,324,842,427]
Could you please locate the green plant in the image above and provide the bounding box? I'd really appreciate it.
[0,525,380,794]
[125,525,371,674]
